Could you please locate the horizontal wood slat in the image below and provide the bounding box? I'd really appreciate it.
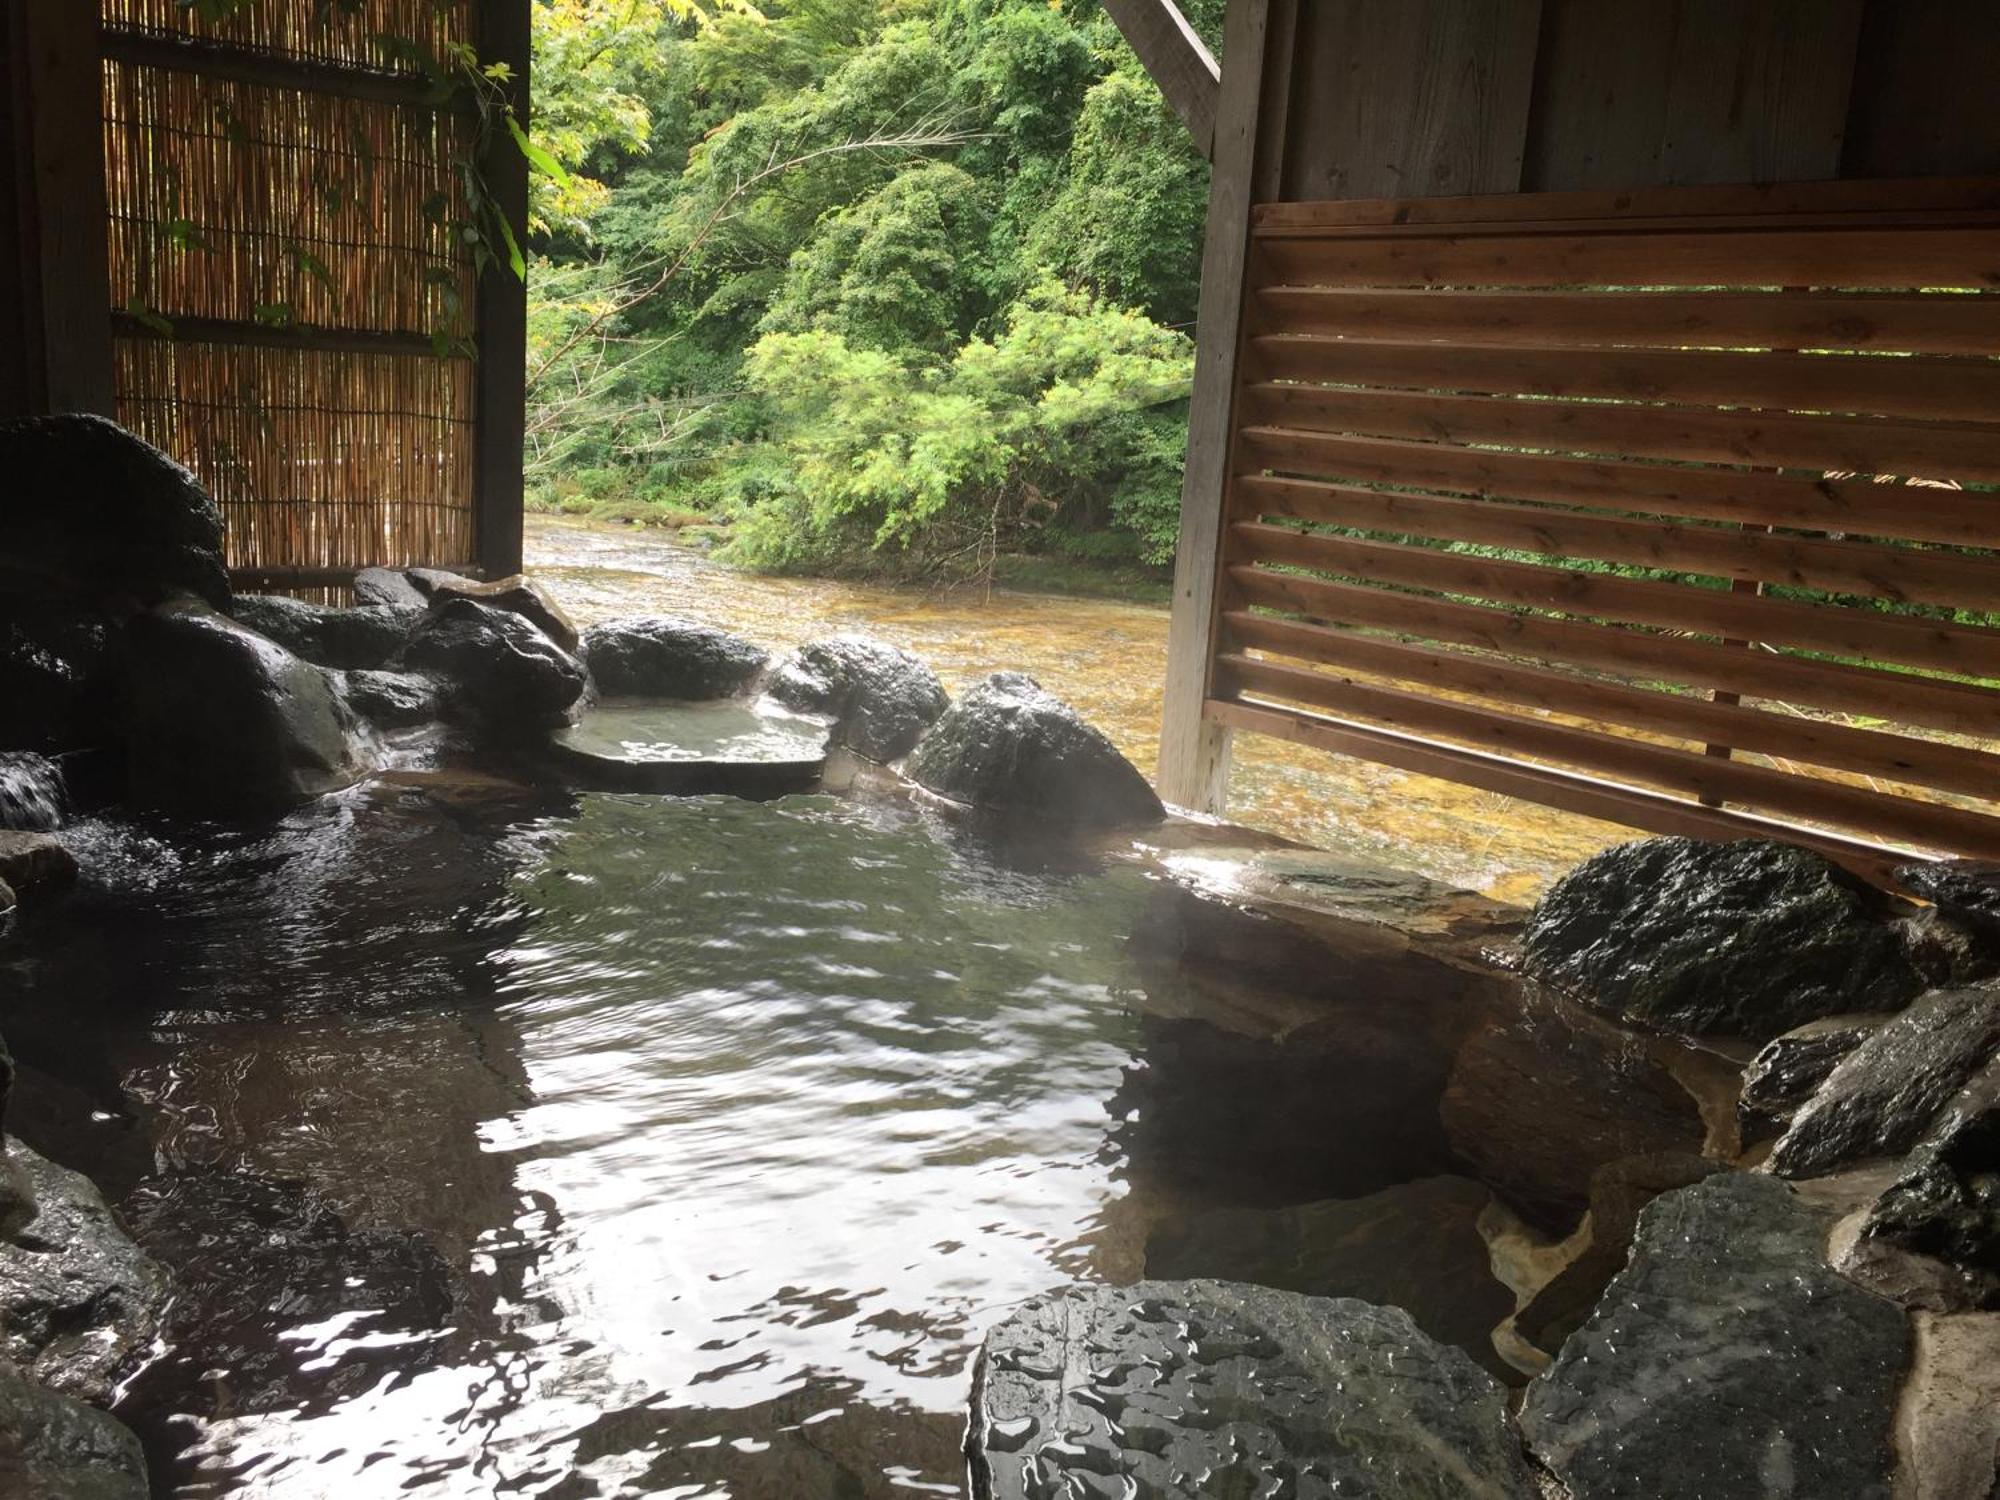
[1216,653,2000,856]
[1253,228,2000,290]
[1226,568,2000,737]
[1232,473,2000,608]
[1236,427,2000,547]
[1248,177,2000,230]
[1247,340,2000,436]
[1244,382,2000,486]
[1221,613,2000,800]
[1251,287,2000,355]
[1229,520,2000,678]
[1208,180,2000,863]
[1206,699,1927,882]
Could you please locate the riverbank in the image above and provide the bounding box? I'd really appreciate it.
[525,515,1629,902]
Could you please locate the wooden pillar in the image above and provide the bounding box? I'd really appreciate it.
[9,0,114,418]
[473,0,531,581]
[1156,0,1284,813]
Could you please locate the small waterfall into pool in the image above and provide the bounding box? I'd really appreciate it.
[0,752,66,830]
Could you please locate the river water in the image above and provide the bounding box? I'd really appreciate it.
[525,517,1629,904]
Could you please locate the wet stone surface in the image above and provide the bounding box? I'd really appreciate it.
[1738,1012,1895,1134]
[0,1144,169,1404]
[763,633,948,763]
[969,1278,1537,1500]
[1523,837,1920,1040]
[0,1359,148,1500]
[1853,1056,2000,1310]
[1770,984,2000,1180]
[580,615,767,700]
[1520,1173,1909,1500]
[909,672,1163,832]
[230,596,419,672]
[126,601,363,817]
[396,597,587,736]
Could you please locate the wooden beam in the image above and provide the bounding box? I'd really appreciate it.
[97,28,449,109]
[1101,0,1220,159]
[18,0,112,416]
[1157,0,1282,814]
[473,0,531,582]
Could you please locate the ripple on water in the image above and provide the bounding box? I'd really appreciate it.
[5,790,1167,1497]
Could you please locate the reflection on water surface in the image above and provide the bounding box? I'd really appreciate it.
[4,788,1175,1496]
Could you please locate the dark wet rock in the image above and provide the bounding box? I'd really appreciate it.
[125,600,362,816]
[1514,1152,1724,1356]
[1849,1057,2000,1310]
[0,1153,35,1243]
[0,598,122,757]
[970,1279,1537,1500]
[428,573,579,653]
[341,669,440,731]
[1143,1175,1516,1379]
[1770,985,2000,1180]
[0,414,228,608]
[351,567,430,610]
[1899,906,2000,989]
[0,753,65,831]
[1739,1012,1895,1133]
[1520,1173,1909,1500]
[1898,860,2000,948]
[1523,837,1920,1040]
[230,594,419,671]
[0,833,78,907]
[0,1362,149,1500]
[396,598,586,735]
[580,616,767,700]
[1441,1003,1707,1231]
[908,673,1163,831]
[763,635,948,762]
[0,1144,169,1403]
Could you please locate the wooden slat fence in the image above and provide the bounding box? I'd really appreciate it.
[1201,179,2000,869]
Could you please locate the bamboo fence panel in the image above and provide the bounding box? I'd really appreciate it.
[98,0,481,582]
[1209,179,2000,865]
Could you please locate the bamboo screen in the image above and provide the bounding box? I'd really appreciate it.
[1208,180,2000,869]
[99,0,480,583]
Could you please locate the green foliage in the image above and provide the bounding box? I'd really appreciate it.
[527,0,1215,582]
[725,279,1191,573]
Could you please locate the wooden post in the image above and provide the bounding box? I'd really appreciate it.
[14,0,114,417]
[1100,0,1221,159]
[473,0,531,581]
[1156,0,1281,814]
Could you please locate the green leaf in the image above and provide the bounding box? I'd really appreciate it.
[490,205,526,281]
[253,302,294,328]
[505,114,570,187]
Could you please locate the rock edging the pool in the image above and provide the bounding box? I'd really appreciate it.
[970,836,2000,1498]
[0,415,1166,834]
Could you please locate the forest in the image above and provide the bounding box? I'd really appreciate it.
[523,0,1221,585]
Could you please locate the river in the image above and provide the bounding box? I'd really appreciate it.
[526,516,1630,902]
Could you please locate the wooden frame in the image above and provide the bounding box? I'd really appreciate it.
[1099,0,1220,160]
[9,2,530,586]
[9,0,115,417]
